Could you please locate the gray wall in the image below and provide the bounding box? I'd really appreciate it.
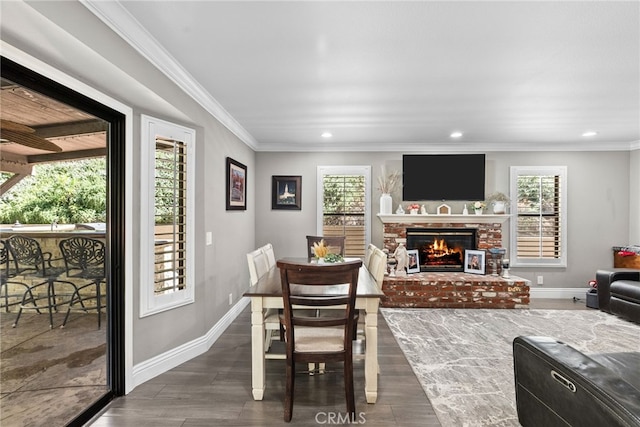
[2,1,255,365]
[630,149,640,243]
[257,151,634,290]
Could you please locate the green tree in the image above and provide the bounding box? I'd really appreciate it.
[0,158,106,224]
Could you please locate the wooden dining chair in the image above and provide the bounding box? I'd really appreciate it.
[364,243,377,269]
[247,247,282,353]
[277,258,362,422]
[305,235,345,258]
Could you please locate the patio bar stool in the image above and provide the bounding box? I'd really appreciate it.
[0,239,39,313]
[6,235,81,328]
[59,236,106,328]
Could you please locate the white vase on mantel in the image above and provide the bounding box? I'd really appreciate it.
[475,208,483,215]
[492,201,506,214]
[380,193,392,215]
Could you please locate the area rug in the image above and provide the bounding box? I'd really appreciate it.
[381,308,640,427]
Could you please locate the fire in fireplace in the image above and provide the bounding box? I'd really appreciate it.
[406,228,477,272]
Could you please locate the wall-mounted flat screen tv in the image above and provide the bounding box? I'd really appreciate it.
[402,154,485,201]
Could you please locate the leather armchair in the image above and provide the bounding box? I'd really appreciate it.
[513,336,640,427]
[596,269,640,323]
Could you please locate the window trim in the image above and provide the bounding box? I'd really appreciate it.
[140,115,195,317]
[316,165,371,254]
[509,165,567,268]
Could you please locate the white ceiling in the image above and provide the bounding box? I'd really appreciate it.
[87,1,639,152]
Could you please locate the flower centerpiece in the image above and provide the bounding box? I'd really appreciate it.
[377,166,401,215]
[408,203,421,214]
[472,201,486,215]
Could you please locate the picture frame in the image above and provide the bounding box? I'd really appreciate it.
[272,175,301,210]
[407,249,420,273]
[464,249,486,275]
[226,157,247,210]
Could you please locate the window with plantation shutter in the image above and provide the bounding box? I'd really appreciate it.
[509,166,567,267]
[317,166,371,258]
[154,137,187,296]
[140,115,195,317]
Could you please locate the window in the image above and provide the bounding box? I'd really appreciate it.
[140,115,195,316]
[509,166,567,267]
[316,166,371,258]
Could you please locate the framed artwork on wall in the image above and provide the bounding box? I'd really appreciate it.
[464,249,486,275]
[226,157,247,210]
[407,249,420,273]
[272,175,302,210]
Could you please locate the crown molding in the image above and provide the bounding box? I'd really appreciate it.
[81,0,258,150]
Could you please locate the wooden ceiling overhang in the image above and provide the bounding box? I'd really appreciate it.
[0,80,107,195]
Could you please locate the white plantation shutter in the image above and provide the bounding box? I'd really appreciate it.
[317,166,371,258]
[510,166,567,267]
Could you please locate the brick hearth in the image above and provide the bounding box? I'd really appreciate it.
[382,272,530,308]
[377,213,530,308]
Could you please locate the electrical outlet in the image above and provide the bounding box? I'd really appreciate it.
[206,231,213,246]
[537,275,544,285]
[228,293,233,306]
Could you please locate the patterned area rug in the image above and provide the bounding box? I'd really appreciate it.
[381,308,640,427]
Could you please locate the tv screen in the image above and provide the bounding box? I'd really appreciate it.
[402,154,485,201]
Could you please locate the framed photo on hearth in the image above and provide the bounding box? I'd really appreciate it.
[407,249,420,273]
[464,249,485,275]
[226,157,247,210]
[272,175,301,210]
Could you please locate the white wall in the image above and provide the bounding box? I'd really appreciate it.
[630,149,640,244]
[257,150,633,290]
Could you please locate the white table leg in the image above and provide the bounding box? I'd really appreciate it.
[364,299,379,403]
[251,297,266,400]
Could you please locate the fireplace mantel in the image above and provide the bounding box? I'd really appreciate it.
[377,213,510,225]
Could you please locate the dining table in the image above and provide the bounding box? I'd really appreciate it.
[243,257,384,404]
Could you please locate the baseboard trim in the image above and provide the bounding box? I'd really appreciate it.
[131,297,250,390]
[529,287,589,300]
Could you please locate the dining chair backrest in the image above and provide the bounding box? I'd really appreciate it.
[247,247,270,286]
[261,243,276,269]
[368,247,387,287]
[364,243,376,269]
[276,258,362,421]
[59,237,105,279]
[305,235,346,258]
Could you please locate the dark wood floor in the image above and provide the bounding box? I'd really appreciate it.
[89,298,587,426]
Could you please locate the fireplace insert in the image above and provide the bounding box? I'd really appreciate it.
[406,228,477,272]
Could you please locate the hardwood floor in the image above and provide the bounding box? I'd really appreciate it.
[90,299,588,426]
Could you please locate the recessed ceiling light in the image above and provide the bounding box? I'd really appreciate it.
[321,132,333,138]
[582,131,598,137]
[450,132,463,138]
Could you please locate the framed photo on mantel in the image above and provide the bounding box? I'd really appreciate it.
[226,157,247,210]
[272,175,301,210]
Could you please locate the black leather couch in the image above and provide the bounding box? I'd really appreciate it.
[513,336,640,427]
[596,269,640,323]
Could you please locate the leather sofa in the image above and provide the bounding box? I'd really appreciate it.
[513,336,640,427]
[596,269,640,323]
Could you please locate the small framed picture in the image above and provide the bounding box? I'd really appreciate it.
[226,157,247,210]
[464,249,486,275]
[407,249,420,273]
[272,175,301,210]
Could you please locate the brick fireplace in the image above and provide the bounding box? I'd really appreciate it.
[378,214,530,308]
